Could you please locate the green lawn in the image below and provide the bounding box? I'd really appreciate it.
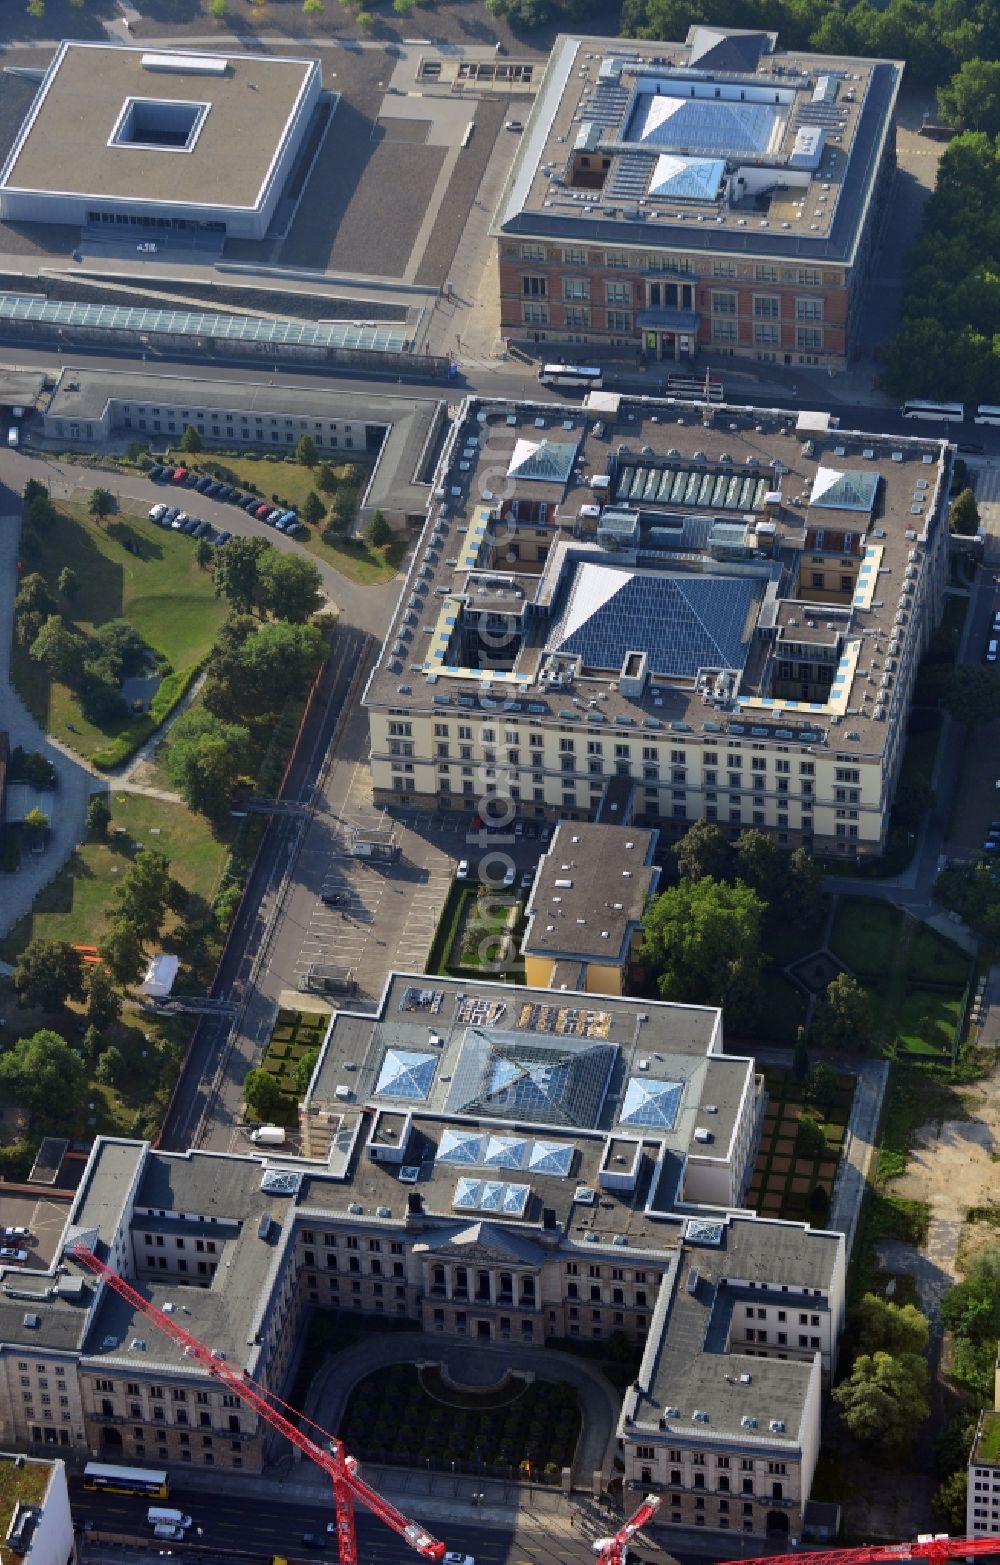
[896,986,964,1057]
[0,793,231,963]
[13,503,227,760]
[829,896,902,977]
[311,534,407,585]
[906,923,971,987]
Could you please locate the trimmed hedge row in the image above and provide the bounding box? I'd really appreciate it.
[91,663,202,772]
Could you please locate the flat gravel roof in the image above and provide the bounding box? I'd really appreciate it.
[1,42,317,211]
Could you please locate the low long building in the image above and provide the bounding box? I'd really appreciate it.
[0,972,845,1543]
[364,394,950,857]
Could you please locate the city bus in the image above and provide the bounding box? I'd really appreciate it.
[83,1463,170,1499]
[538,363,603,389]
[973,404,1000,425]
[901,399,965,423]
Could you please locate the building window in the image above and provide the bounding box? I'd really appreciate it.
[565,306,591,329]
[712,320,737,343]
[753,296,780,319]
[755,264,779,283]
[798,267,821,286]
[564,277,590,300]
[522,276,547,297]
[522,302,549,325]
[712,291,737,315]
[605,250,629,268]
[521,244,545,262]
[606,282,631,305]
[796,297,823,321]
[712,260,736,279]
[797,326,823,349]
[754,322,780,346]
[607,310,632,333]
[564,247,588,265]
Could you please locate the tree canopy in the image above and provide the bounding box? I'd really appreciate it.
[258,550,323,623]
[832,1350,930,1450]
[110,849,178,945]
[948,486,980,536]
[243,1067,286,1121]
[13,938,85,1013]
[854,1292,930,1357]
[164,707,251,820]
[0,1029,87,1130]
[937,665,1000,728]
[213,535,271,614]
[811,973,874,1050]
[640,875,765,1023]
[938,59,1000,137]
[675,820,732,884]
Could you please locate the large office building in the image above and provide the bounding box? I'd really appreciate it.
[0,972,845,1543]
[492,29,901,366]
[0,42,321,239]
[968,1361,1000,1540]
[364,394,950,857]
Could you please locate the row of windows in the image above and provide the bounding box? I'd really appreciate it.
[521,303,632,331]
[712,293,824,321]
[122,416,354,446]
[120,407,358,435]
[143,1233,217,1251]
[516,245,832,288]
[713,321,825,349]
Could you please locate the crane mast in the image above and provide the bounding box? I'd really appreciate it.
[69,1244,447,1565]
[720,1536,1000,1565]
[597,1493,663,1565]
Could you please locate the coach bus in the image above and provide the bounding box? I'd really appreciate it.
[83,1463,170,1499]
[538,363,603,390]
[901,399,965,423]
[973,404,1000,425]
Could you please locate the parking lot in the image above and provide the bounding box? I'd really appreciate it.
[0,1189,74,1272]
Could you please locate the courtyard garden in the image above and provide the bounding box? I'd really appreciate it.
[426,882,526,982]
[747,1063,852,1223]
[339,1362,581,1480]
[246,1009,329,1125]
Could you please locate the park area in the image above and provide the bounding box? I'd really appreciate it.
[0,792,230,966]
[340,1362,581,1480]
[828,897,971,1060]
[13,500,227,766]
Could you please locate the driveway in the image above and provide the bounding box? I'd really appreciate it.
[302,1329,622,1483]
[0,493,92,940]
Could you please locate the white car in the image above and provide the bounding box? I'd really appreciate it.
[148,504,166,521]
[1,1226,30,1240]
[456,859,470,880]
[171,512,188,529]
[444,1554,475,1565]
[0,1248,28,1263]
[137,241,158,253]
[502,866,516,887]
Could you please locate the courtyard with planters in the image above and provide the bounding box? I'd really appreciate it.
[339,1363,581,1481]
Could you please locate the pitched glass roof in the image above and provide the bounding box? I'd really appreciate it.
[649,154,725,202]
[453,1178,531,1217]
[809,466,879,513]
[550,564,760,679]
[437,1128,485,1165]
[620,1076,684,1129]
[374,1048,438,1100]
[445,1027,617,1128]
[483,1135,529,1169]
[631,94,779,157]
[507,437,578,484]
[527,1140,576,1176]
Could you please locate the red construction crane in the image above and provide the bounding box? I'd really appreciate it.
[69,1244,448,1565]
[718,1537,1000,1565]
[594,1492,663,1565]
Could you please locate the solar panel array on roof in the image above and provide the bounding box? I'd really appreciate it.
[616,463,768,514]
[551,564,760,679]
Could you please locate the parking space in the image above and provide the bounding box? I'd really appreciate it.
[0,1190,73,1272]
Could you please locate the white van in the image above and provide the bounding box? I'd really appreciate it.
[153,1523,185,1541]
[988,639,998,664]
[7,426,18,448]
[148,1507,192,1529]
[250,1125,286,1146]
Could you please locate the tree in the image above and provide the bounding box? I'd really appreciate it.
[196,536,214,570]
[92,619,148,680]
[179,424,203,453]
[95,1046,127,1087]
[939,1249,1000,1341]
[303,0,324,12]
[228,620,326,709]
[674,820,732,884]
[85,963,121,1032]
[23,478,49,507]
[13,938,85,1012]
[302,490,326,527]
[317,461,336,494]
[733,828,783,903]
[213,535,271,614]
[640,876,765,1011]
[296,433,319,467]
[795,1113,826,1159]
[292,1047,321,1095]
[22,806,49,845]
[57,566,79,600]
[784,847,825,926]
[110,849,177,944]
[811,973,873,1050]
[933,1470,968,1533]
[854,1292,930,1357]
[258,550,323,623]
[365,509,392,548]
[948,485,980,535]
[208,0,227,14]
[164,707,251,820]
[26,0,45,18]
[832,1351,930,1451]
[938,59,1000,137]
[10,747,54,787]
[100,921,147,990]
[30,615,87,687]
[937,665,1000,728]
[804,1059,838,1108]
[243,1067,286,1121]
[87,487,115,520]
[0,1029,86,1129]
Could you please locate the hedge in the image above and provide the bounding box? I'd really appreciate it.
[91,663,203,772]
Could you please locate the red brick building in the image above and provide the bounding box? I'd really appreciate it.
[492,28,901,369]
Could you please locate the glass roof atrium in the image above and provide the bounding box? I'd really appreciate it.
[437,1128,576,1176]
[444,1028,616,1128]
[649,154,726,201]
[629,93,781,157]
[550,564,761,679]
[620,1076,684,1129]
[375,1048,439,1100]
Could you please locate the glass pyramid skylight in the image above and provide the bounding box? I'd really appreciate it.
[375,1048,438,1100]
[620,1076,683,1129]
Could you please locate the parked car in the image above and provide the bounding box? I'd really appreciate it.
[162,507,179,525]
[502,866,516,887]
[300,1537,327,1550]
[181,518,199,534]
[255,503,274,521]
[171,467,188,483]
[206,481,224,498]
[520,870,534,890]
[1,1226,30,1240]
[148,464,166,481]
[286,522,306,538]
[148,504,167,521]
[194,476,212,492]
[171,512,188,529]
[215,530,232,545]
[192,520,212,538]
[0,1248,28,1263]
[241,496,260,511]
[183,471,200,487]
[456,859,470,880]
